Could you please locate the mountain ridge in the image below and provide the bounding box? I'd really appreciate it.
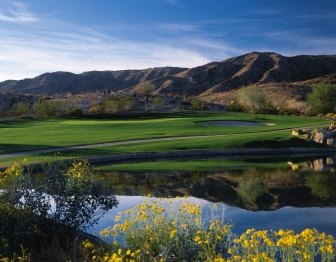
[1,52,336,99]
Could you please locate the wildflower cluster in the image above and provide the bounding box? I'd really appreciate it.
[228,228,336,261]
[82,239,141,262]
[81,196,336,262]
[0,161,23,187]
[95,196,234,261]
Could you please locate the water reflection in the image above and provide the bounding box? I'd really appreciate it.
[288,155,336,172]
[87,155,336,240]
[93,156,336,211]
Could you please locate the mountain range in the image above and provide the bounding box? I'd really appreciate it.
[1,52,335,105]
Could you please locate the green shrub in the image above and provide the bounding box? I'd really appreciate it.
[279,107,301,116]
[32,100,65,118]
[227,101,244,112]
[103,96,134,113]
[258,101,278,114]
[89,105,103,114]
[64,108,83,116]
[191,98,207,111]
[307,83,336,114]
[325,113,336,119]
[6,102,30,118]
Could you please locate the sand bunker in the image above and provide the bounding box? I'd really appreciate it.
[199,121,274,127]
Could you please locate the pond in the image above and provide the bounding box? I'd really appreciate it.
[86,154,336,239]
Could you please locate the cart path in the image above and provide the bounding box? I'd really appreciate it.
[0,124,330,159]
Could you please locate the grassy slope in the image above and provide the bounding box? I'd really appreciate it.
[0,112,331,167]
[0,112,330,153]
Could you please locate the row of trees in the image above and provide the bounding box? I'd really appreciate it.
[2,100,80,118]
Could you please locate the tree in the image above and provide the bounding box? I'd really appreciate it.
[237,85,267,118]
[102,96,134,113]
[307,83,336,114]
[103,96,122,113]
[33,100,66,118]
[7,102,30,118]
[152,96,165,111]
[137,82,155,112]
[137,82,155,97]
[191,98,207,111]
[121,96,135,110]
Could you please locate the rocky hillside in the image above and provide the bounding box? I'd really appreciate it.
[0,67,187,95]
[1,52,335,108]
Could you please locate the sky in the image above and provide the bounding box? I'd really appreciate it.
[0,0,335,82]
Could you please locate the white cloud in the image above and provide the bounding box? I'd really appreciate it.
[0,25,212,81]
[0,2,37,23]
[165,0,183,9]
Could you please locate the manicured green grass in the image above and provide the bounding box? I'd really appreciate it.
[0,129,327,168]
[0,112,330,155]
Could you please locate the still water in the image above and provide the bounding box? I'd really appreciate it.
[87,154,336,238]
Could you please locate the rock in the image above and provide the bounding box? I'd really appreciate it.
[312,129,333,144]
[329,123,336,131]
[326,138,336,148]
[292,129,302,136]
[313,159,325,171]
[326,157,334,165]
[301,134,312,141]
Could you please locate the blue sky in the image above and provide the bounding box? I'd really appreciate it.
[0,0,335,81]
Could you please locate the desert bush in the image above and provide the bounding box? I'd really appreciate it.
[103,96,135,113]
[237,85,267,118]
[258,101,278,114]
[227,101,244,112]
[279,107,301,116]
[63,108,83,116]
[89,105,103,114]
[6,102,30,118]
[191,98,207,111]
[121,96,135,111]
[307,83,336,114]
[103,96,122,113]
[325,113,336,119]
[152,96,165,109]
[32,100,66,118]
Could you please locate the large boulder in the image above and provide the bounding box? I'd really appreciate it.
[311,129,333,144]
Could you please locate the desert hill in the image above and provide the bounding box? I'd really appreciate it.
[0,52,336,109]
[0,67,187,95]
